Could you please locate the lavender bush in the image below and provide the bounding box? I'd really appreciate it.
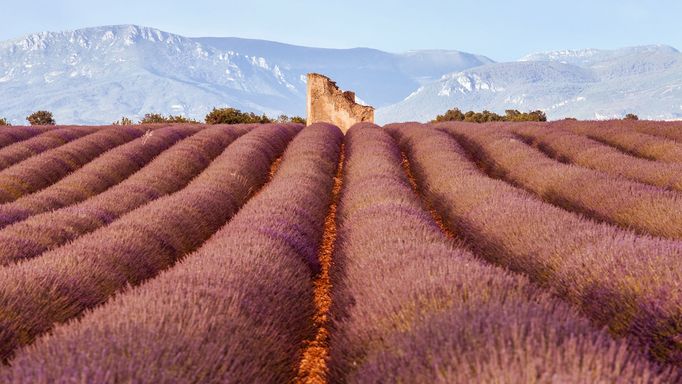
[509,123,682,191]
[0,125,199,229]
[558,120,682,163]
[0,125,249,265]
[0,123,342,383]
[0,124,299,362]
[0,126,146,203]
[327,123,678,382]
[387,123,682,366]
[0,125,59,149]
[0,126,101,170]
[624,120,682,142]
[442,122,682,240]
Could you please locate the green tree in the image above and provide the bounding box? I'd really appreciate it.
[433,107,546,123]
[433,108,465,122]
[254,113,271,124]
[503,109,546,122]
[139,113,166,124]
[204,107,272,125]
[504,109,522,121]
[480,110,503,122]
[139,113,199,124]
[624,113,639,121]
[463,110,477,122]
[165,115,199,124]
[0,117,10,126]
[528,110,548,122]
[26,111,55,126]
[275,114,307,124]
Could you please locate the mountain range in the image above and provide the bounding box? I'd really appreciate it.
[0,25,680,125]
[380,45,682,122]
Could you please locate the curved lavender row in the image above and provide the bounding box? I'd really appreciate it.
[0,123,341,383]
[212,123,259,134]
[442,123,682,240]
[0,125,247,265]
[0,126,147,203]
[509,123,682,191]
[0,125,57,149]
[0,125,200,229]
[0,124,300,362]
[625,120,682,142]
[548,120,682,144]
[557,120,682,163]
[0,126,101,170]
[387,123,682,366]
[327,124,676,383]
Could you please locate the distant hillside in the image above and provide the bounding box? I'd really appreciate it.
[377,45,682,123]
[2,25,680,125]
[0,25,491,125]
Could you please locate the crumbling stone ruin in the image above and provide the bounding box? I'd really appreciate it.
[306,73,374,132]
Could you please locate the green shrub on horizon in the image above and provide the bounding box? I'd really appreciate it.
[289,116,307,124]
[139,113,199,124]
[204,107,272,125]
[26,111,55,126]
[275,114,306,125]
[432,107,547,123]
[204,108,304,125]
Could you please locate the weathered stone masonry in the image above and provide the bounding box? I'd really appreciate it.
[306,73,374,133]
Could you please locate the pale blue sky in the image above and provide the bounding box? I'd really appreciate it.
[3,0,681,61]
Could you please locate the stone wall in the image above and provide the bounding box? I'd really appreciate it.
[306,73,374,132]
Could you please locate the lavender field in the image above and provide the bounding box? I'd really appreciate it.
[0,121,680,383]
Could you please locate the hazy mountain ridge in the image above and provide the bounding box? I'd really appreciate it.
[1,25,680,124]
[378,45,682,123]
[0,25,491,124]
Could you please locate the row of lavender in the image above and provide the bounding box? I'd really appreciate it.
[590,119,682,143]
[0,125,247,264]
[0,125,200,229]
[328,124,676,382]
[0,126,152,203]
[509,123,682,192]
[0,123,298,362]
[390,122,682,367]
[0,126,100,170]
[0,125,64,151]
[4,122,676,383]
[0,121,680,380]
[441,123,682,240]
[558,120,682,163]
[0,123,343,382]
